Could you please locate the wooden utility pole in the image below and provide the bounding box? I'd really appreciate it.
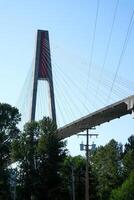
[78,130,98,200]
[85,129,89,200]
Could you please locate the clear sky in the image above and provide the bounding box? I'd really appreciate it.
[0,0,134,156]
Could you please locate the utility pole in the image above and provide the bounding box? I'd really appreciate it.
[85,129,89,200]
[78,129,98,200]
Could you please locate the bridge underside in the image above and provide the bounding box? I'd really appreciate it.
[58,95,134,139]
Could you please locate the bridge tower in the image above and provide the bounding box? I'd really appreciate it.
[30,30,56,123]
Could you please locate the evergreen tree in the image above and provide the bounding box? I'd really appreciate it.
[12,117,67,200]
[37,117,67,200]
[12,121,39,199]
[123,135,134,177]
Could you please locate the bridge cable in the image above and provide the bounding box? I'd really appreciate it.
[84,0,100,106]
[44,43,98,112]
[106,8,134,103]
[41,49,77,124]
[94,0,120,106]
[45,43,131,110]
[44,45,96,113]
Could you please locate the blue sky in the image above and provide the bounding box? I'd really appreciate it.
[0,0,134,155]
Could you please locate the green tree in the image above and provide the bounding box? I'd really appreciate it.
[61,155,85,200]
[12,121,39,199]
[12,117,67,200]
[123,135,134,177]
[110,171,134,200]
[91,139,123,200]
[61,155,98,200]
[0,103,20,199]
[37,117,67,200]
[124,135,134,154]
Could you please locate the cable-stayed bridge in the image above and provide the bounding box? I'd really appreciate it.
[17,29,134,140]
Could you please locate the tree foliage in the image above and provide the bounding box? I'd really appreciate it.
[1,102,134,200]
[61,155,85,200]
[91,139,123,200]
[12,117,67,200]
[0,103,20,199]
[123,135,134,177]
[110,171,134,200]
[61,155,98,200]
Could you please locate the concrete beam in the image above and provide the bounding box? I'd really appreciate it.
[58,95,134,139]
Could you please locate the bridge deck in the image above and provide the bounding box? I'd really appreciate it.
[58,95,134,139]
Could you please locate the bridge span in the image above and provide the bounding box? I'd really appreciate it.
[58,95,134,139]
